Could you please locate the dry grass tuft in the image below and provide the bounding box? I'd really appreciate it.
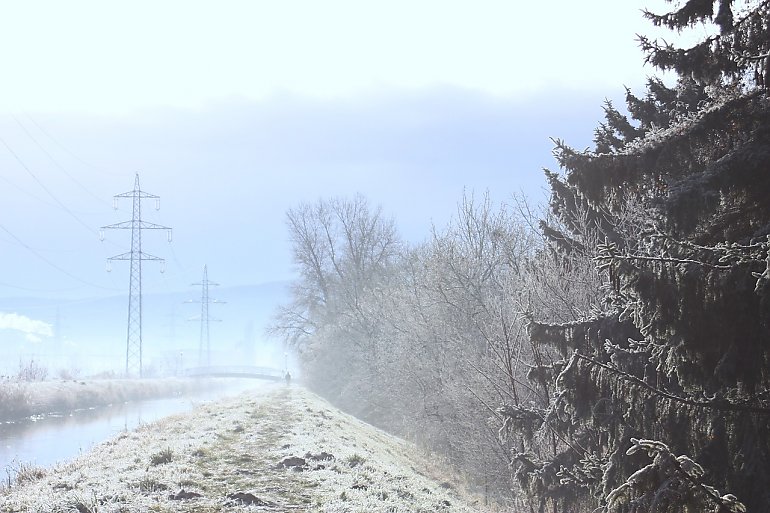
[148,447,173,466]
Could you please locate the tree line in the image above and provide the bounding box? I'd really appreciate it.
[272,2,770,511]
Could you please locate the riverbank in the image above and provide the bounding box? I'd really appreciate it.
[0,377,228,422]
[0,385,491,512]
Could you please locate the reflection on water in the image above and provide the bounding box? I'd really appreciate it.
[0,381,264,474]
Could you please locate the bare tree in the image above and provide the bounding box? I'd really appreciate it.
[270,194,401,408]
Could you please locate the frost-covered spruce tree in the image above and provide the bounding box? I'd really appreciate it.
[514,1,770,511]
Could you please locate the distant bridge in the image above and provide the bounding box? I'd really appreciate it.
[183,365,285,381]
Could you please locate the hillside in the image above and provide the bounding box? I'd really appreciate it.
[0,385,490,512]
[0,280,291,376]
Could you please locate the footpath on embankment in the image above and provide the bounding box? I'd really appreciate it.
[0,385,491,512]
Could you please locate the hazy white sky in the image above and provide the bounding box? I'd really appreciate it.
[0,0,672,114]
[0,0,684,306]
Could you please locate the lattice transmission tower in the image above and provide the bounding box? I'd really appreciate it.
[101,174,172,377]
[186,265,225,367]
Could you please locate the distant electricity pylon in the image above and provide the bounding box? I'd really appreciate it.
[100,173,172,378]
[186,265,225,367]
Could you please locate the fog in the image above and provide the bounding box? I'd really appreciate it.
[0,88,616,379]
[0,0,676,379]
[7,2,757,512]
[0,282,292,377]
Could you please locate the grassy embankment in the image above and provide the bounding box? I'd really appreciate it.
[0,378,225,422]
[0,385,492,512]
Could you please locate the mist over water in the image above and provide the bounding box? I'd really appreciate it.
[1,380,271,477]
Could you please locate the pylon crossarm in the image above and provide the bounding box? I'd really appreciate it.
[138,221,171,230]
[109,252,165,262]
[101,221,134,230]
[138,252,164,261]
[101,221,170,230]
[114,190,159,199]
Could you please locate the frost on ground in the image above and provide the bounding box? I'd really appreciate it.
[0,386,491,512]
[0,378,226,422]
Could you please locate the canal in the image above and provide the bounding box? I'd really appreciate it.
[0,380,267,479]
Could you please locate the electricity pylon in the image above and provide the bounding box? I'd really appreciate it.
[101,173,172,377]
[186,265,225,367]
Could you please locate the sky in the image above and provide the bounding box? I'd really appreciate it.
[0,1,693,371]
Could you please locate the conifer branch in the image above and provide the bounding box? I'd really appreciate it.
[572,350,770,415]
[595,252,732,270]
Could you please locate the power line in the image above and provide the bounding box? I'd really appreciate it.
[0,164,62,209]
[0,294,118,309]
[0,224,118,292]
[11,113,111,207]
[24,112,124,177]
[0,135,102,237]
[0,279,87,294]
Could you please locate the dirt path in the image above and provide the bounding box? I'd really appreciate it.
[1,385,489,512]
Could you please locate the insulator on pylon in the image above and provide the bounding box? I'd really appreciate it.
[113,198,118,210]
[99,229,104,241]
[106,260,112,272]
[160,261,166,274]
[167,229,173,243]
[155,199,160,210]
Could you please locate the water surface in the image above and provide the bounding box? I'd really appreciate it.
[0,380,266,477]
